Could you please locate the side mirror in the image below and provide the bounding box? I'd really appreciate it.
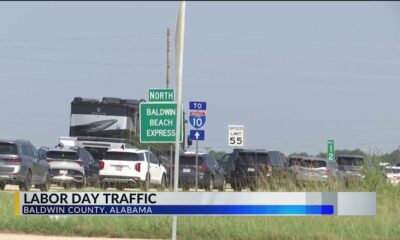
[159,160,163,165]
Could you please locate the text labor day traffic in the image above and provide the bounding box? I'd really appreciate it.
[24,193,157,205]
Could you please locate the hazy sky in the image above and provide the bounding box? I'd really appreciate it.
[1,2,400,155]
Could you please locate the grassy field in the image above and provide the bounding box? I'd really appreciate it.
[0,175,399,240]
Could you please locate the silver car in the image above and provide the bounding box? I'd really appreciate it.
[46,145,87,189]
[296,157,339,185]
[0,139,51,191]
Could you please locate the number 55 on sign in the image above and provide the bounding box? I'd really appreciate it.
[228,124,244,147]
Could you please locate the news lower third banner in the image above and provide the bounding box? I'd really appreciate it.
[14,192,376,216]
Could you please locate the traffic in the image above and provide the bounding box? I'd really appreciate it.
[0,96,398,192]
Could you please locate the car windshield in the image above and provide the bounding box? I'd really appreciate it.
[267,152,284,167]
[386,168,400,174]
[301,160,327,168]
[237,152,269,165]
[0,143,18,154]
[47,151,79,160]
[337,157,364,166]
[104,152,144,161]
[289,158,303,166]
[179,155,204,165]
[85,147,108,161]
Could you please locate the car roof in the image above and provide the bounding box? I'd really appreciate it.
[336,154,364,158]
[0,139,31,144]
[302,156,327,161]
[107,148,147,154]
[181,151,207,156]
[48,146,79,152]
[233,149,267,153]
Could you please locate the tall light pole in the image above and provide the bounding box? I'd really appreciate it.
[172,2,186,240]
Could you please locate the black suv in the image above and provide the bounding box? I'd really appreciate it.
[227,149,269,191]
[225,149,289,191]
[178,152,226,191]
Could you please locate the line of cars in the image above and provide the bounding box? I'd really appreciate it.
[1,138,396,192]
[218,149,371,191]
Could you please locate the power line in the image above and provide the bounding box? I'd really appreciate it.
[0,56,163,66]
[0,32,164,42]
[0,45,163,52]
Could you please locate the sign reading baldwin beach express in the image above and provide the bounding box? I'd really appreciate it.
[15,192,376,216]
[140,89,183,143]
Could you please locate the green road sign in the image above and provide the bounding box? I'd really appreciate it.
[148,89,174,102]
[327,139,335,161]
[140,102,183,143]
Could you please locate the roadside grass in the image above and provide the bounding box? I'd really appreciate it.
[0,170,399,240]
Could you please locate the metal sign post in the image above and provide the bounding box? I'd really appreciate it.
[195,140,198,191]
[172,2,186,240]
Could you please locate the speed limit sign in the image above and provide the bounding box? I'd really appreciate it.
[228,124,244,147]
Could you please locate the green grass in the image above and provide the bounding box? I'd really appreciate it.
[0,176,399,239]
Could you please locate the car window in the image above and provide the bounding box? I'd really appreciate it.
[0,143,18,154]
[150,153,159,164]
[267,152,284,167]
[30,145,38,159]
[220,154,231,163]
[301,160,327,168]
[237,152,269,165]
[22,145,34,157]
[337,156,364,166]
[179,155,204,165]
[104,151,144,161]
[47,151,79,160]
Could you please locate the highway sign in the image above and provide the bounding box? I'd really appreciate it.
[189,101,206,110]
[189,111,206,129]
[148,89,174,102]
[189,130,205,141]
[228,124,244,147]
[327,139,335,161]
[139,102,183,143]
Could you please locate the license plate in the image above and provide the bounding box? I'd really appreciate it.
[115,166,122,171]
[183,168,191,173]
[247,168,255,172]
[60,170,68,175]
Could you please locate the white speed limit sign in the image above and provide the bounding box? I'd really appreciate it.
[228,124,244,147]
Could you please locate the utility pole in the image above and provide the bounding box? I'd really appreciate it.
[166,28,172,89]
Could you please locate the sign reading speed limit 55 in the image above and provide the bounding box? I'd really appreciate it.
[228,124,244,147]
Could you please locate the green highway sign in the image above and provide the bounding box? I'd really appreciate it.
[139,102,183,143]
[148,89,174,102]
[327,139,335,161]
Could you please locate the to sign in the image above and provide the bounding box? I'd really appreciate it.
[139,102,183,143]
[189,101,206,110]
[189,111,206,129]
[327,140,335,161]
[148,89,174,102]
[228,124,244,147]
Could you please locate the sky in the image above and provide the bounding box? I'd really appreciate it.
[0,1,400,155]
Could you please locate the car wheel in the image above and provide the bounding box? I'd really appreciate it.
[182,185,190,191]
[63,183,71,190]
[0,182,5,191]
[218,178,226,192]
[232,181,242,192]
[19,170,32,191]
[205,176,214,192]
[76,176,86,189]
[250,183,258,192]
[40,172,51,192]
[93,175,100,188]
[159,174,166,191]
[140,173,150,192]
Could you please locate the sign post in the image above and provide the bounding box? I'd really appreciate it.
[189,101,206,191]
[327,140,335,161]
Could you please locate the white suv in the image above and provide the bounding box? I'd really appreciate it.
[98,148,167,191]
